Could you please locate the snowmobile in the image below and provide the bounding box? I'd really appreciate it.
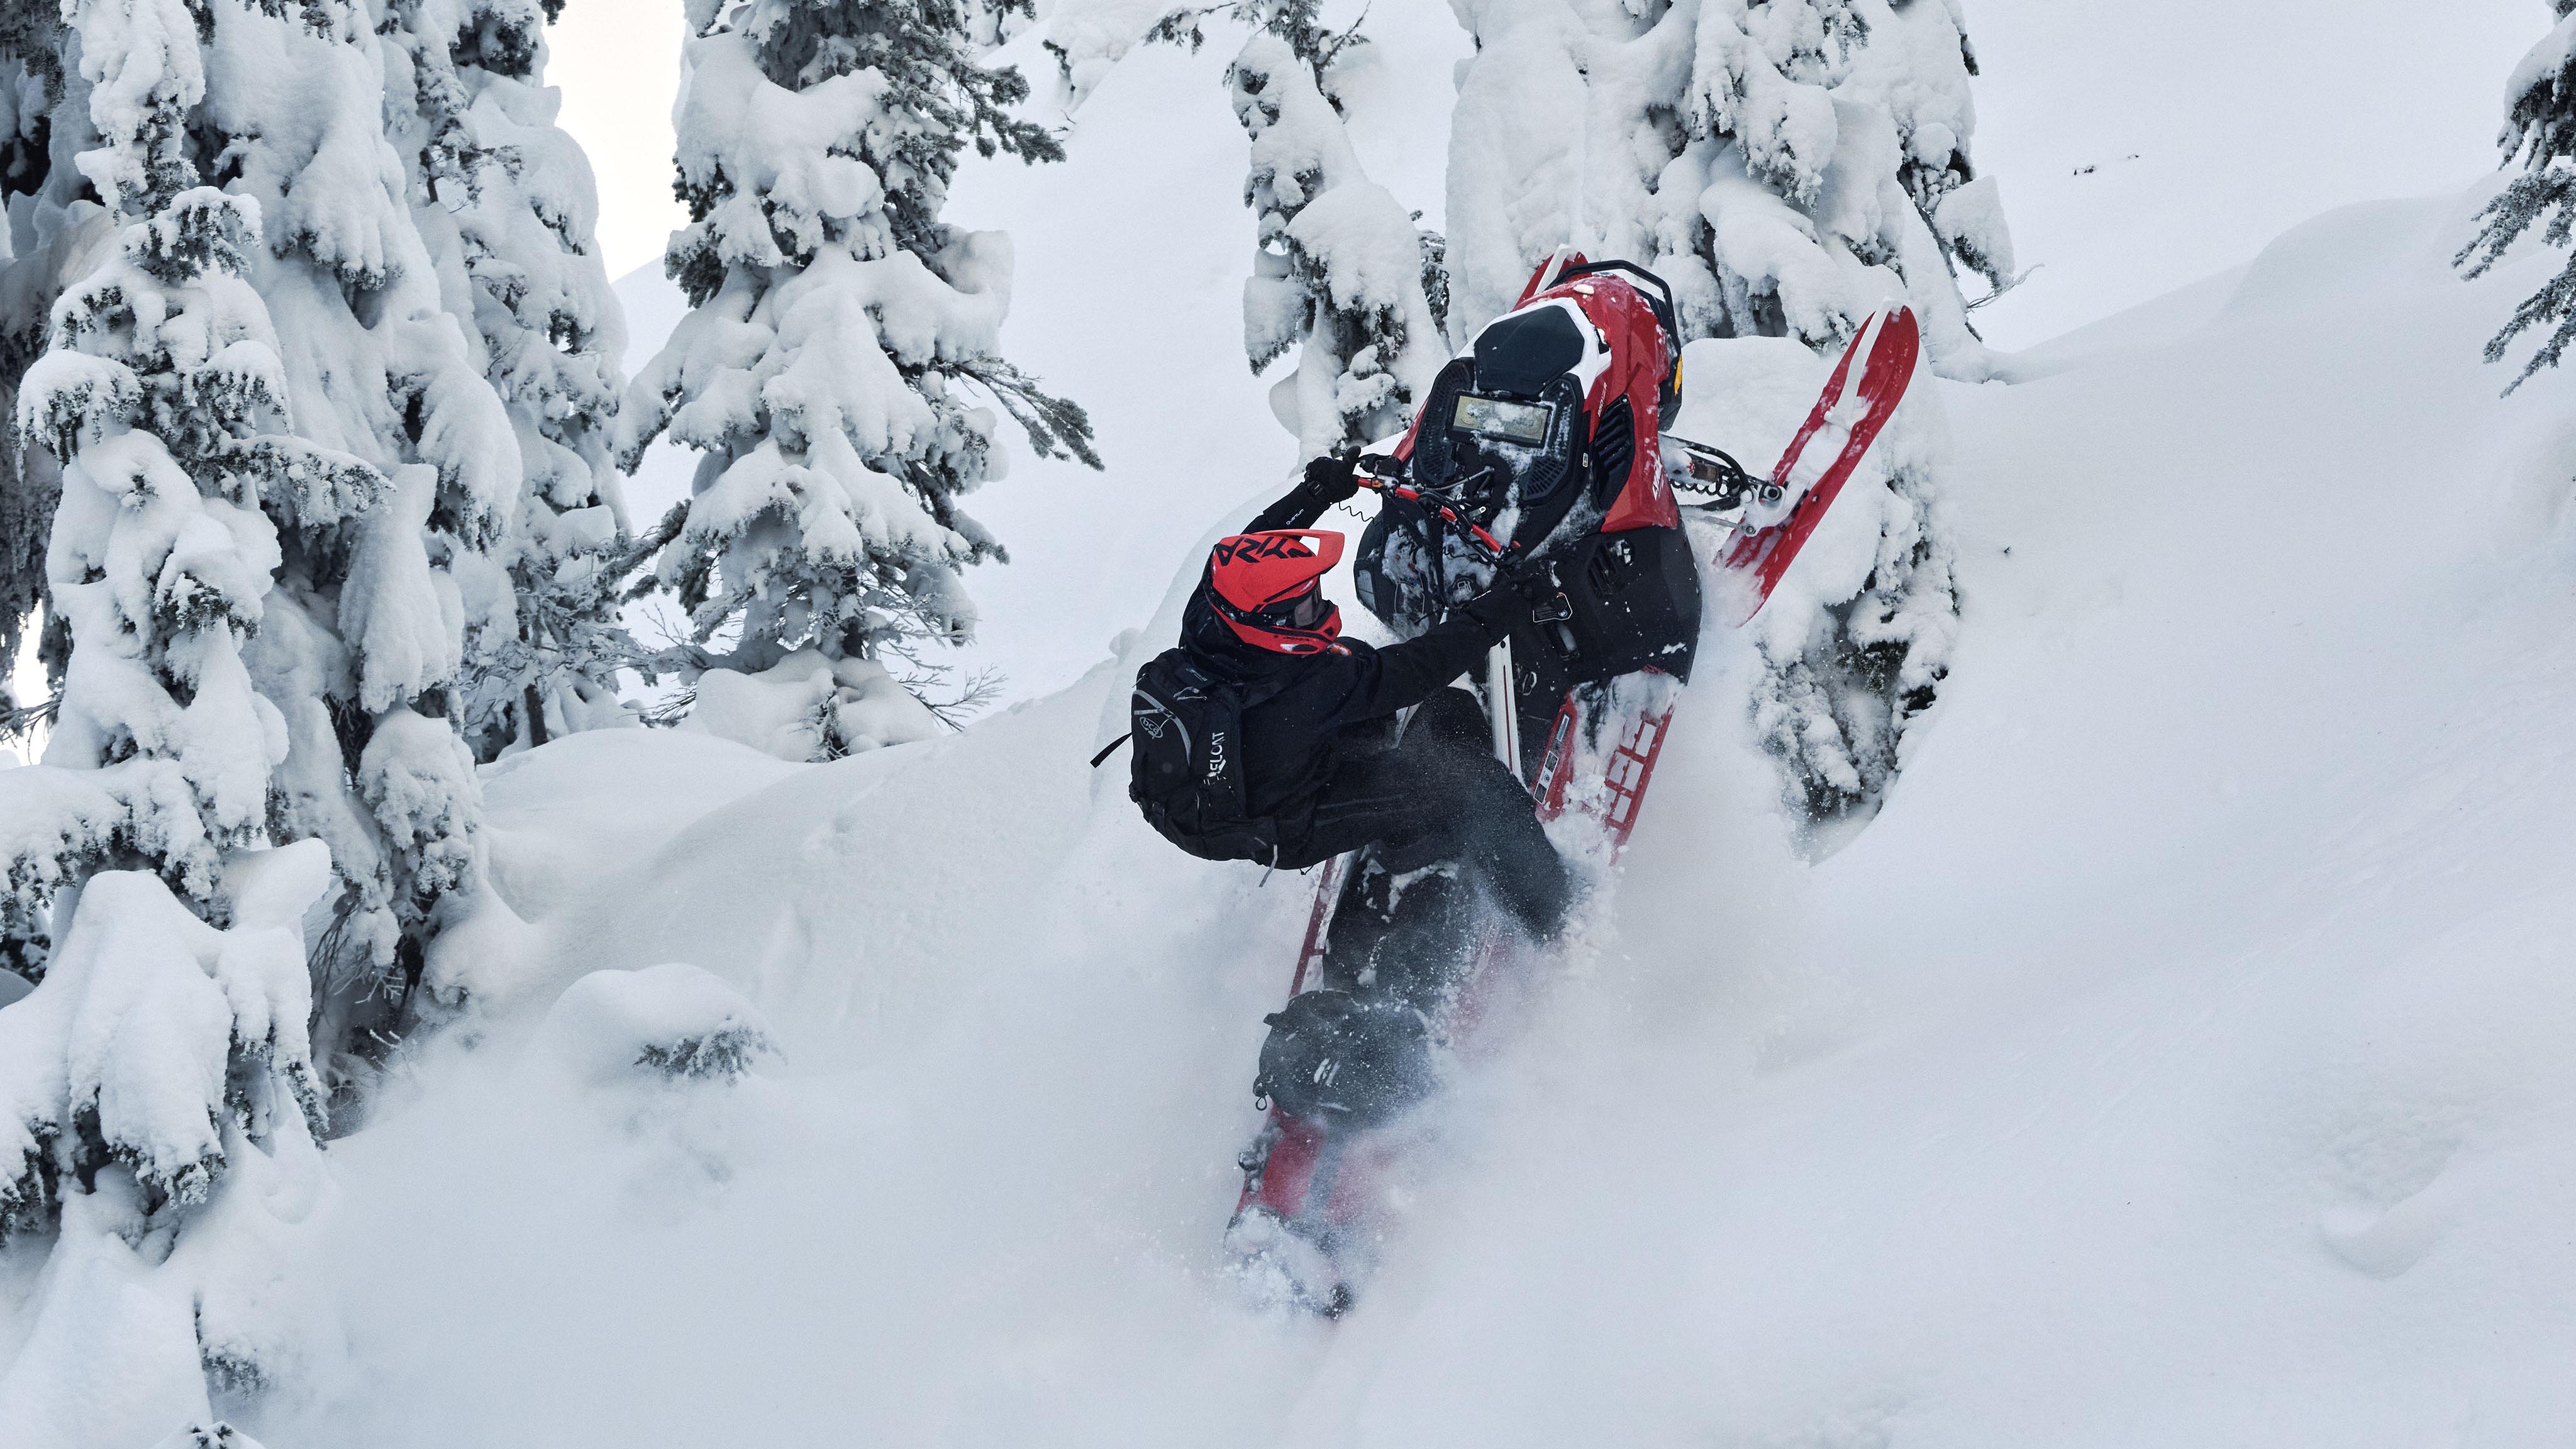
[1224,248,1923,1315]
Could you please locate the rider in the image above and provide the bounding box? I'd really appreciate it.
[1166,454,1574,951]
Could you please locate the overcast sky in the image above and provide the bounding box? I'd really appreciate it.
[552,1,2545,348]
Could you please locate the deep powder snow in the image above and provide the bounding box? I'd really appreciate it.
[247,182,2576,1449]
[11,14,2576,1449]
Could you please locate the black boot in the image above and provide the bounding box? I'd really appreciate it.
[1368,867,1475,1011]
[1316,851,1396,992]
[1254,989,1433,1129]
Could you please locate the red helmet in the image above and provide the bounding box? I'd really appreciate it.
[1205,529,1345,654]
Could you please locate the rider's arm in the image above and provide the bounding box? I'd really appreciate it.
[1245,490,1329,533]
[1323,614,1497,724]
[1245,455,1361,533]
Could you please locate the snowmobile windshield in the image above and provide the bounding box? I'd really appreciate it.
[1452,394,1552,446]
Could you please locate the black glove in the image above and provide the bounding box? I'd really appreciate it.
[1296,453,1361,507]
[1457,553,1562,641]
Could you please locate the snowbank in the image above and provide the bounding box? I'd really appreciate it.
[152,173,2576,1446]
[677,649,940,762]
[15,3,2576,1437]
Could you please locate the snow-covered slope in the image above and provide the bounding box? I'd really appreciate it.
[14,6,2576,1439]
[209,172,2576,1445]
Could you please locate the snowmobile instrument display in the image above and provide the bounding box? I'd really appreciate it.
[1452,393,1553,445]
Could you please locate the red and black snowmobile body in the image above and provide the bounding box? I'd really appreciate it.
[1224,250,1924,1314]
[1352,255,1703,779]
[1227,254,1703,1313]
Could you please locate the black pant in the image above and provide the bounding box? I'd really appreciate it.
[1280,689,1574,941]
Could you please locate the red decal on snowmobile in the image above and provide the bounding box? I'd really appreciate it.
[1287,855,1346,996]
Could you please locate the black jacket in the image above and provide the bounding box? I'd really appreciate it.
[1182,487,1505,837]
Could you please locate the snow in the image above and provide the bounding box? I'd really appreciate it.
[612,2,1475,708]
[678,648,939,762]
[0,844,333,1449]
[618,3,1060,686]
[1960,0,2539,348]
[528,962,779,1085]
[13,4,2576,1442]
[40,167,2546,1445]
[1230,27,1445,456]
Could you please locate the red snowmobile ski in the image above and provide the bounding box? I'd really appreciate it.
[1675,306,1924,625]
[1226,253,1921,1314]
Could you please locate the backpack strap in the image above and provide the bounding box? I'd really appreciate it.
[1089,733,1132,769]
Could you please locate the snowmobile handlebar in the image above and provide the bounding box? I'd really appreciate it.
[1346,453,1575,631]
[1351,454,1511,562]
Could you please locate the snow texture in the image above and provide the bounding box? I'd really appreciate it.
[530,963,781,1086]
[679,648,939,762]
[1037,0,1175,106]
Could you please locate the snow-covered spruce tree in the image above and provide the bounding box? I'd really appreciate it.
[0,0,518,1111]
[1446,0,2010,829]
[1447,0,2011,367]
[204,0,517,1071]
[1152,3,1446,458]
[0,0,375,1418]
[387,0,636,761]
[2459,1,2576,391]
[619,0,1098,760]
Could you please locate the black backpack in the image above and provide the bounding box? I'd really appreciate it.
[1126,648,1285,863]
